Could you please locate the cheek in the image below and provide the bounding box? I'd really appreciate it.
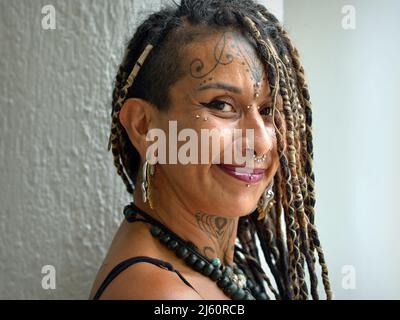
[157,115,222,182]
[179,116,237,164]
[267,125,278,154]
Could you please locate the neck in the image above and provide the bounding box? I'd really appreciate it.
[133,166,238,266]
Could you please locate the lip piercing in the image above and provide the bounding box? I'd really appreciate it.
[195,114,200,119]
[203,117,208,121]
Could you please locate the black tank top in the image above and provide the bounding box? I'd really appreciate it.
[92,255,198,300]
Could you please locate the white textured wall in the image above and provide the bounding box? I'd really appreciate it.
[0,0,170,300]
[0,0,286,300]
[285,0,400,299]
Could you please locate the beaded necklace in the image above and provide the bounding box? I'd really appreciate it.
[123,202,267,300]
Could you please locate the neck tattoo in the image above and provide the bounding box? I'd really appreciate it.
[195,212,236,266]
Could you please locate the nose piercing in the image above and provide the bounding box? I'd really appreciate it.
[246,148,267,163]
[253,153,267,163]
[253,150,267,162]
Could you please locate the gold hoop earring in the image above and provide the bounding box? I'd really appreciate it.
[257,180,275,220]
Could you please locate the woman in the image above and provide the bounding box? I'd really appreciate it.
[89,0,332,300]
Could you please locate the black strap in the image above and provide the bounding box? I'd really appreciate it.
[92,256,199,300]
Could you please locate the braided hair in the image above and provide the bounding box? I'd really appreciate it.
[107,0,332,300]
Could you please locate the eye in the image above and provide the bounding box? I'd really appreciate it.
[259,106,273,117]
[200,99,235,113]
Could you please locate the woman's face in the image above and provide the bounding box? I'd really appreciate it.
[147,30,280,217]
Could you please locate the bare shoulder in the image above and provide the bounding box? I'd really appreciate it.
[96,260,202,300]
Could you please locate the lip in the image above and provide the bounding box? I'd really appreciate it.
[216,164,266,183]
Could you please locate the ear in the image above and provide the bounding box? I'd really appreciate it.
[119,98,153,159]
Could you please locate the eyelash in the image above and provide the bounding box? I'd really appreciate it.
[260,106,273,117]
[200,99,273,117]
[200,100,234,112]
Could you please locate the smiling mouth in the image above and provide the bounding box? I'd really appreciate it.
[216,164,266,184]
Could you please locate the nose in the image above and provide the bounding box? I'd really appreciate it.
[241,108,274,162]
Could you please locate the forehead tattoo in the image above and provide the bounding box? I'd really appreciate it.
[188,31,266,98]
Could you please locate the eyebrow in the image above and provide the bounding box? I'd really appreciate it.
[197,82,243,94]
